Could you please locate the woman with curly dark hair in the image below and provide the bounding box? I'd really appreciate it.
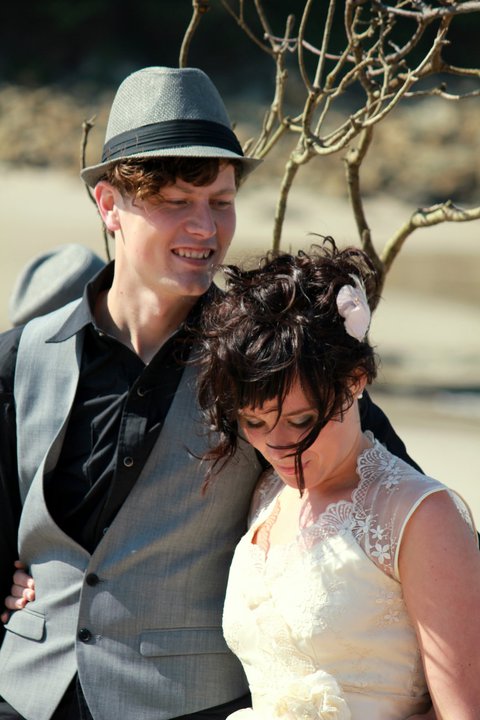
[196,240,480,720]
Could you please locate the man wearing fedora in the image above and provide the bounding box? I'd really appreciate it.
[0,66,419,720]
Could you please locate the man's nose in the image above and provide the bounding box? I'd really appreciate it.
[185,203,216,237]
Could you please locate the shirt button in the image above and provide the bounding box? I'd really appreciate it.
[85,573,100,587]
[137,386,146,397]
[123,456,134,467]
[78,628,92,643]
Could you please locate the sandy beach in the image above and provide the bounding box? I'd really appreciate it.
[1,166,479,521]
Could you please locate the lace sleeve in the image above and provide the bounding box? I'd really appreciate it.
[352,440,477,582]
[248,469,283,527]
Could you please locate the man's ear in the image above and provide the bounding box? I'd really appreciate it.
[94,181,121,233]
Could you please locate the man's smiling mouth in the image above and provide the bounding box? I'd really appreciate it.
[173,249,214,259]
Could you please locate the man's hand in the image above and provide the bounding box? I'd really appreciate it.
[1,560,35,624]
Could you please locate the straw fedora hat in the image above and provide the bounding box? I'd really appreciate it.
[81,66,260,187]
[9,244,105,326]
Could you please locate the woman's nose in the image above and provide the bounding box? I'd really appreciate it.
[266,430,295,459]
[266,446,291,462]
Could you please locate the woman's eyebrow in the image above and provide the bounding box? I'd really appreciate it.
[239,406,315,417]
[282,407,316,417]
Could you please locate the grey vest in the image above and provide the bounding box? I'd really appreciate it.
[0,301,261,720]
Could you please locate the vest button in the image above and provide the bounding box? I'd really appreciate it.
[85,573,100,586]
[137,386,146,397]
[123,456,134,467]
[78,628,92,643]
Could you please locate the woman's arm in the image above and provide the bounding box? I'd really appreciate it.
[399,491,480,719]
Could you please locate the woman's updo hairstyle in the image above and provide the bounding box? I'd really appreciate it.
[196,237,380,488]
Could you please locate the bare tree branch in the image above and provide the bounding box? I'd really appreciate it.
[273,159,300,252]
[80,116,111,261]
[405,86,480,100]
[344,127,383,275]
[219,0,275,55]
[373,0,480,20]
[298,0,315,91]
[179,0,211,68]
[184,0,480,286]
[382,201,480,275]
[313,0,337,90]
[80,116,96,196]
[248,14,295,157]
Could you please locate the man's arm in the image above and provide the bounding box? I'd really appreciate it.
[359,390,423,472]
[0,327,24,644]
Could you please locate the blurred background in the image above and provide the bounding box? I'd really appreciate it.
[1,1,479,519]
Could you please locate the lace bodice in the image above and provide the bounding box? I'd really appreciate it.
[223,435,475,720]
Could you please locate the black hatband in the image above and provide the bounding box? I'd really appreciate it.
[102,119,244,162]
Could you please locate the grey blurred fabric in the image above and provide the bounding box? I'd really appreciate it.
[9,244,104,326]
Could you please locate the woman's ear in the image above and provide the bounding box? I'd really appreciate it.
[94,181,121,233]
[352,373,368,400]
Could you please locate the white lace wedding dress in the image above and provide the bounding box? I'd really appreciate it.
[223,435,475,720]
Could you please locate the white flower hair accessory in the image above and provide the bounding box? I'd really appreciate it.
[336,274,371,342]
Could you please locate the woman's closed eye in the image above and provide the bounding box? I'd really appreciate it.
[239,413,318,432]
[288,414,318,429]
[240,417,265,429]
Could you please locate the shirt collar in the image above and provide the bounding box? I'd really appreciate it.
[47,261,115,342]
[47,261,220,344]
